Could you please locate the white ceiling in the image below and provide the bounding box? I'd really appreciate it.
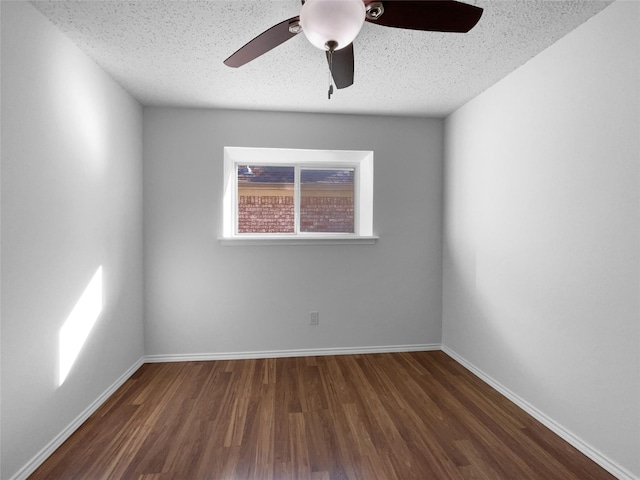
[31,0,613,117]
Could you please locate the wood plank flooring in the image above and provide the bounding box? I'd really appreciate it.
[29,351,616,479]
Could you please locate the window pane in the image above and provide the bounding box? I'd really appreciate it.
[300,169,354,233]
[237,165,294,233]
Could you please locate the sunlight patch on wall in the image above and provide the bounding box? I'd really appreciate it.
[59,266,103,386]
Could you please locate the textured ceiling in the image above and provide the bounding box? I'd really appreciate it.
[30,0,613,117]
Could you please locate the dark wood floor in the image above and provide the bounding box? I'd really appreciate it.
[29,351,616,480]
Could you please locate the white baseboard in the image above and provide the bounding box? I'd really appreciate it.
[9,357,145,480]
[144,343,440,363]
[441,345,638,480]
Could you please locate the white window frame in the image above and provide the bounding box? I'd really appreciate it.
[221,147,377,245]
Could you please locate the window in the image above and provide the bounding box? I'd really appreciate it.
[222,147,376,244]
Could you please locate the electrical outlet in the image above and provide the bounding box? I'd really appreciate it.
[310,311,319,326]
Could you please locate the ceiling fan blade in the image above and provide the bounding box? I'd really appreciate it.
[367,0,483,33]
[326,43,354,89]
[224,16,301,68]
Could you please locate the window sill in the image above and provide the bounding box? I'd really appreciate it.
[219,235,379,246]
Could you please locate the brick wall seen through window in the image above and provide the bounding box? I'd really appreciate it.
[237,166,354,234]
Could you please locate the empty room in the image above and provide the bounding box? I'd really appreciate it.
[1,0,638,479]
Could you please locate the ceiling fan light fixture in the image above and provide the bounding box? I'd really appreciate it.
[299,0,366,51]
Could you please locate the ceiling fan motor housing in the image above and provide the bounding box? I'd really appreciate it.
[365,2,385,20]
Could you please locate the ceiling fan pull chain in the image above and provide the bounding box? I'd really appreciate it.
[327,49,333,99]
[327,42,336,99]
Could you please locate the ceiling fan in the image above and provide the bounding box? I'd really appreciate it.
[224,0,483,97]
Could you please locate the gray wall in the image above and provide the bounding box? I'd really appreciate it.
[443,1,639,477]
[143,108,443,356]
[1,2,144,478]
